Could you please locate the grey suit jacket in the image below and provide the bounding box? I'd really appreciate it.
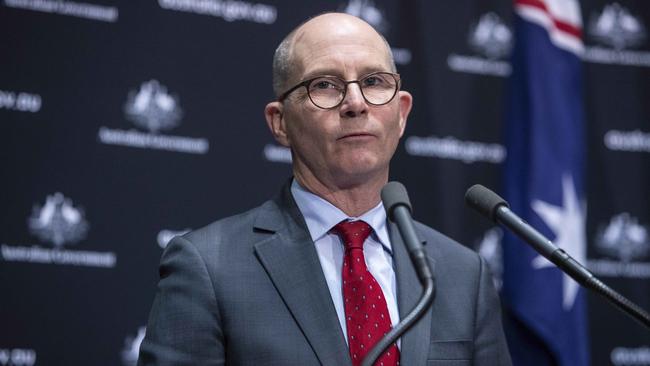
[138,183,512,365]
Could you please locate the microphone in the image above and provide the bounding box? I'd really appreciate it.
[361,182,435,366]
[465,184,650,329]
[381,181,434,283]
[465,184,569,262]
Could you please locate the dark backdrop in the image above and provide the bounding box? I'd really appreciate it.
[1,0,648,365]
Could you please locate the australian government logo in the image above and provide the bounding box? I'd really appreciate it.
[588,213,650,279]
[0,193,116,268]
[98,79,209,154]
[448,12,513,77]
[584,3,650,67]
[341,0,412,65]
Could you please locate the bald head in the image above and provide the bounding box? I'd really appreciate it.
[272,13,396,97]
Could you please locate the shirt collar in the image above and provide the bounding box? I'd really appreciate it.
[290,179,392,253]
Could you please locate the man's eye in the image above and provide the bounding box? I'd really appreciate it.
[313,80,338,89]
[363,76,383,86]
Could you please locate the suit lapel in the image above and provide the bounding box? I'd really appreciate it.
[253,184,351,366]
[391,221,435,366]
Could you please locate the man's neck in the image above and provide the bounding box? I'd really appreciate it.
[294,170,387,217]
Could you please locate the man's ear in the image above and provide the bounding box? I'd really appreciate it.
[397,90,413,137]
[264,101,290,147]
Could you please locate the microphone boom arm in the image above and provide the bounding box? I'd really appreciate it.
[466,184,650,329]
[495,205,650,329]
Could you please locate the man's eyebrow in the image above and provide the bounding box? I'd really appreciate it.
[357,65,392,75]
[302,66,392,80]
[302,68,343,79]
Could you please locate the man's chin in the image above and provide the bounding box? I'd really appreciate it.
[331,161,388,186]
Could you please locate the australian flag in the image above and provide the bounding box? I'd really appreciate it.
[502,0,589,365]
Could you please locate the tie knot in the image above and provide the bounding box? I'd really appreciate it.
[332,220,372,250]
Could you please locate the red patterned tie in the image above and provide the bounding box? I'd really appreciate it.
[332,220,399,366]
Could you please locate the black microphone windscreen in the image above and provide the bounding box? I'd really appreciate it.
[464,184,509,222]
[381,181,412,220]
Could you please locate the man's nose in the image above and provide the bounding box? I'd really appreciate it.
[339,83,368,118]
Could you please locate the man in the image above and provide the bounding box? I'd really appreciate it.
[138,13,511,366]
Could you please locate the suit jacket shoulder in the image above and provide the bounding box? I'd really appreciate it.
[139,188,352,365]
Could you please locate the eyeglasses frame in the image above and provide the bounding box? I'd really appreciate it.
[278,71,401,109]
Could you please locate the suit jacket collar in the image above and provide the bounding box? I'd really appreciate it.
[252,181,352,365]
[390,220,436,366]
[252,180,436,365]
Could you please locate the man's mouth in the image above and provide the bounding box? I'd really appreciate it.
[338,132,375,140]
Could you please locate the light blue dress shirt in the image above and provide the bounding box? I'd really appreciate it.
[290,180,400,344]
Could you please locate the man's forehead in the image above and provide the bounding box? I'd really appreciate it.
[292,14,386,51]
[289,14,391,77]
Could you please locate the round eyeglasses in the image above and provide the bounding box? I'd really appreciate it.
[278,72,401,109]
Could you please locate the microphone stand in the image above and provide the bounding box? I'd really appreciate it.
[361,277,435,366]
[362,182,436,366]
